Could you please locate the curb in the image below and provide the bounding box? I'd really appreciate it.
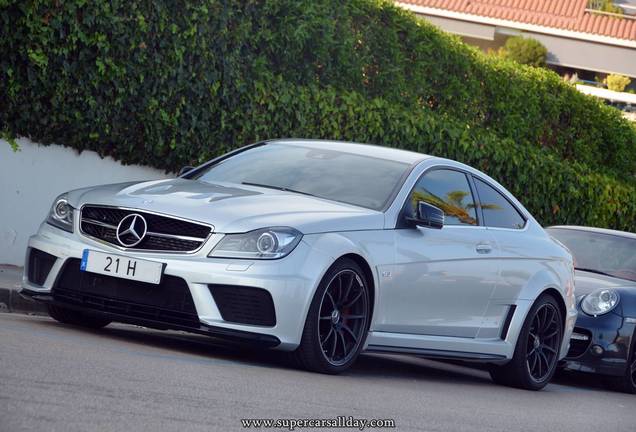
[0,287,48,315]
[0,266,47,315]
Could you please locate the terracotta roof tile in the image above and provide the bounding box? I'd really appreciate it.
[398,0,636,41]
[608,17,617,36]
[619,16,628,35]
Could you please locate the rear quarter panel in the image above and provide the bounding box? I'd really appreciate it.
[488,223,576,358]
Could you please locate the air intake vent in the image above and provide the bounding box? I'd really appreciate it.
[566,328,592,359]
[209,285,276,327]
[27,248,57,286]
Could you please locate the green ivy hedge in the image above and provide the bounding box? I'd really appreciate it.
[217,78,636,232]
[1,0,635,230]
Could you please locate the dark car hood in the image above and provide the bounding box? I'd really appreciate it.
[575,270,636,296]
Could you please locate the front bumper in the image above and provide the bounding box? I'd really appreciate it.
[564,309,635,377]
[22,222,335,350]
[21,287,281,347]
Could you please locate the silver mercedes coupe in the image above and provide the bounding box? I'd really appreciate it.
[21,139,576,390]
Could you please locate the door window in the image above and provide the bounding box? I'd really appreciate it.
[474,178,525,229]
[409,169,478,226]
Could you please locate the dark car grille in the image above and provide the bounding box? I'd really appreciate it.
[209,284,276,327]
[27,248,57,286]
[566,327,593,359]
[53,258,199,328]
[80,205,211,252]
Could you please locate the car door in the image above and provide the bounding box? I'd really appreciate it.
[376,168,500,338]
[470,176,536,339]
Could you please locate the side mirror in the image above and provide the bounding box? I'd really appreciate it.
[178,166,195,177]
[407,201,444,229]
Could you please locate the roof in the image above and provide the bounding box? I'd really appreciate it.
[270,139,430,165]
[547,225,636,239]
[398,0,636,42]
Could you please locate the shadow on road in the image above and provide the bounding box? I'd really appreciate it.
[551,369,608,391]
[28,316,611,392]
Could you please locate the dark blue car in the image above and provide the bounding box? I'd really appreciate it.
[547,226,636,394]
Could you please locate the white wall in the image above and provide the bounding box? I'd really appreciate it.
[0,138,169,266]
[411,10,636,79]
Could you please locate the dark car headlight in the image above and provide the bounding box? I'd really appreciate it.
[580,289,620,317]
[46,194,74,233]
[208,227,302,259]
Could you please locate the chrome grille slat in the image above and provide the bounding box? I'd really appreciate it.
[82,218,117,229]
[80,205,212,253]
[145,231,207,242]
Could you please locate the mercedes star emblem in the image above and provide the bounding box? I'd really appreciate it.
[116,214,148,247]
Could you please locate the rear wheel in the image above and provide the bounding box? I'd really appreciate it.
[293,258,370,374]
[490,294,563,390]
[47,304,111,329]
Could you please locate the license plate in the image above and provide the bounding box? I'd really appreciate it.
[80,249,164,284]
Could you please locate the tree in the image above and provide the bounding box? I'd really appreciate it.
[587,0,623,14]
[605,74,631,92]
[498,36,547,68]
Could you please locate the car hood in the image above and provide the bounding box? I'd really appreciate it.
[574,270,636,296]
[66,179,383,234]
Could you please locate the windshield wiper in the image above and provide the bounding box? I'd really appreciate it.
[241,182,316,197]
[574,267,615,278]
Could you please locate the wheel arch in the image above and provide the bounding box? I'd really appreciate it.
[540,287,567,329]
[513,284,571,360]
[503,266,573,360]
[302,232,381,320]
[337,253,376,326]
[515,264,572,330]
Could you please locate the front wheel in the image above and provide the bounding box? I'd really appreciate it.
[603,334,636,394]
[490,294,563,390]
[47,304,112,329]
[292,258,371,374]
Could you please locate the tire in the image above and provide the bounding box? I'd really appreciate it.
[490,294,563,390]
[552,361,568,381]
[603,334,636,394]
[47,304,112,329]
[292,258,371,374]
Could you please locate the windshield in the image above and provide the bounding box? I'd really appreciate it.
[190,143,411,211]
[547,228,636,282]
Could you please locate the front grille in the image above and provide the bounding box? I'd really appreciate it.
[53,258,199,328]
[27,248,57,286]
[80,205,211,252]
[209,284,276,327]
[566,328,593,358]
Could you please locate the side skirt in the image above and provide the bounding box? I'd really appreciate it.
[365,344,507,362]
[363,330,515,363]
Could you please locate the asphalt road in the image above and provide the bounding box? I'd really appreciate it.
[1,313,634,432]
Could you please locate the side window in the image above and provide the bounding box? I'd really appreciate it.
[409,169,478,226]
[474,178,525,229]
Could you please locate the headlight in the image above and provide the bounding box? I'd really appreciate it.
[209,227,302,259]
[580,289,620,316]
[46,194,74,232]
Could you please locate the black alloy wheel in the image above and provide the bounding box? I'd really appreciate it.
[47,304,112,329]
[526,303,561,382]
[604,332,636,394]
[318,269,369,366]
[490,294,563,390]
[631,347,636,392]
[292,258,370,374]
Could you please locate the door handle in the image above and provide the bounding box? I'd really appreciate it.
[476,243,492,254]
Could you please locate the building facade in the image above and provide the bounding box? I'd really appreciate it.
[396,1,636,80]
